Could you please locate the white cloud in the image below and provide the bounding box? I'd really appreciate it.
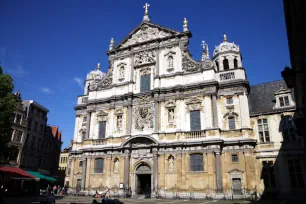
[41,87,53,94]
[74,77,83,89]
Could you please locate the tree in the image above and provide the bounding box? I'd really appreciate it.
[0,65,18,164]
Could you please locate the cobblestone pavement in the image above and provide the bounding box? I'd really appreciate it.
[3,196,306,204]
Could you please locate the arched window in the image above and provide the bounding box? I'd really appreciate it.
[190,154,203,171]
[168,56,174,68]
[228,116,236,130]
[234,58,238,68]
[223,58,229,70]
[94,158,104,173]
[215,61,219,71]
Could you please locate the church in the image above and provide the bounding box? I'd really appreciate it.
[68,4,305,199]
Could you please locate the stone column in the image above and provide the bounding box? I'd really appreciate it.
[153,148,158,193]
[215,152,223,193]
[124,150,131,189]
[156,47,160,76]
[127,99,132,135]
[212,95,219,128]
[81,158,87,191]
[85,112,91,139]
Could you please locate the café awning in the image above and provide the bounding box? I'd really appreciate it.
[0,166,35,178]
[26,171,57,181]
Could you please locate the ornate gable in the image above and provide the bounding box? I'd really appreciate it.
[114,22,181,49]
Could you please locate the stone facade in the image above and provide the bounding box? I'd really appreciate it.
[69,6,306,199]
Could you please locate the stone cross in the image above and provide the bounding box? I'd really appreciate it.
[201,41,206,50]
[144,3,150,15]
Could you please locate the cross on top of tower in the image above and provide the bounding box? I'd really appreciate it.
[144,3,150,15]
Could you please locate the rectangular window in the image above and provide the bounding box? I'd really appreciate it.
[232,154,239,162]
[288,159,305,189]
[98,121,106,139]
[28,120,32,130]
[282,115,295,141]
[17,131,23,142]
[83,116,87,122]
[226,97,233,104]
[257,119,270,142]
[229,117,236,130]
[34,122,38,132]
[11,113,16,122]
[190,110,201,131]
[16,114,22,124]
[262,161,276,189]
[79,160,83,168]
[39,124,43,133]
[190,154,204,171]
[94,158,104,173]
[284,96,290,106]
[279,96,290,107]
[140,74,151,92]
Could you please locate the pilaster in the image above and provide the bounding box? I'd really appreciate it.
[85,112,91,139]
[153,148,159,192]
[127,98,132,135]
[239,93,251,128]
[81,158,87,191]
[212,95,219,128]
[124,149,131,189]
[215,152,223,193]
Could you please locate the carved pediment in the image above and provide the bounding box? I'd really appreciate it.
[274,88,291,95]
[96,110,109,122]
[165,100,176,108]
[134,49,156,67]
[182,51,214,72]
[228,168,244,174]
[186,97,202,105]
[114,109,123,115]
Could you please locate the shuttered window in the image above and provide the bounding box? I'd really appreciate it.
[94,158,104,173]
[190,154,203,171]
[190,110,201,131]
[98,121,106,139]
[140,74,151,92]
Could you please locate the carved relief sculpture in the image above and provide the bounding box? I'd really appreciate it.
[122,26,170,47]
[186,97,202,111]
[96,110,108,122]
[134,49,156,66]
[134,104,154,131]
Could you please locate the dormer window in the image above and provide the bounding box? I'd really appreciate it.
[279,96,290,107]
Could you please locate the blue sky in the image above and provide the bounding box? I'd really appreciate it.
[0,0,289,149]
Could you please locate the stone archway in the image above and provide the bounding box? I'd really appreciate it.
[134,162,152,196]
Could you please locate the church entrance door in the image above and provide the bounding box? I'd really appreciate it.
[135,163,152,196]
[137,174,151,195]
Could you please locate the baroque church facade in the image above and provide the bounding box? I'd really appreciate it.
[69,4,305,199]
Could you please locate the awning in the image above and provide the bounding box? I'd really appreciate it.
[26,171,57,181]
[0,166,35,179]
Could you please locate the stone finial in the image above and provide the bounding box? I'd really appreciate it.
[223,34,227,42]
[109,38,114,51]
[201,41,210,61]
[97,63,101,70]
[143,3,150,22]
[183,18,188,32]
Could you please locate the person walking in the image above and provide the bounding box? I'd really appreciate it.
[53,185,57,195]
[57,185,61,195]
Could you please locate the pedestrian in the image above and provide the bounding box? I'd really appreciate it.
[57,185,61,195]
[53,185,57,195]
[47,192,55,204]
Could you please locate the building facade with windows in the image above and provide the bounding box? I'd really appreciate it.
[8,91,28,167]
[21,101,62,177]
[69,5,305,199]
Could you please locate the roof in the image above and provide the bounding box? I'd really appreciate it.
[23,100,49,113]
[26,171,56,181]
[0,166,35,178]
[248,80,294,115]
[61,145,72,153]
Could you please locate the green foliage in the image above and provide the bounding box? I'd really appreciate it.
[0,65,18,164]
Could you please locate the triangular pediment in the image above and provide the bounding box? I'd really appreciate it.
[114,22,181,49]
[274,88,291,95]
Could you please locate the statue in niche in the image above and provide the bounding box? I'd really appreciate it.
[117,115,122,130]
[168,109,175,123]
[168,56,174,68]
[169,156,174,172]
[114,159,119,173]
[119,66,124,79]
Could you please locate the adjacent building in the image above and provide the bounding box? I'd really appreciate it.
[58,145,72,186]
[21,100,62,177]
[8,91,28,167]
[69,5,305,199]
